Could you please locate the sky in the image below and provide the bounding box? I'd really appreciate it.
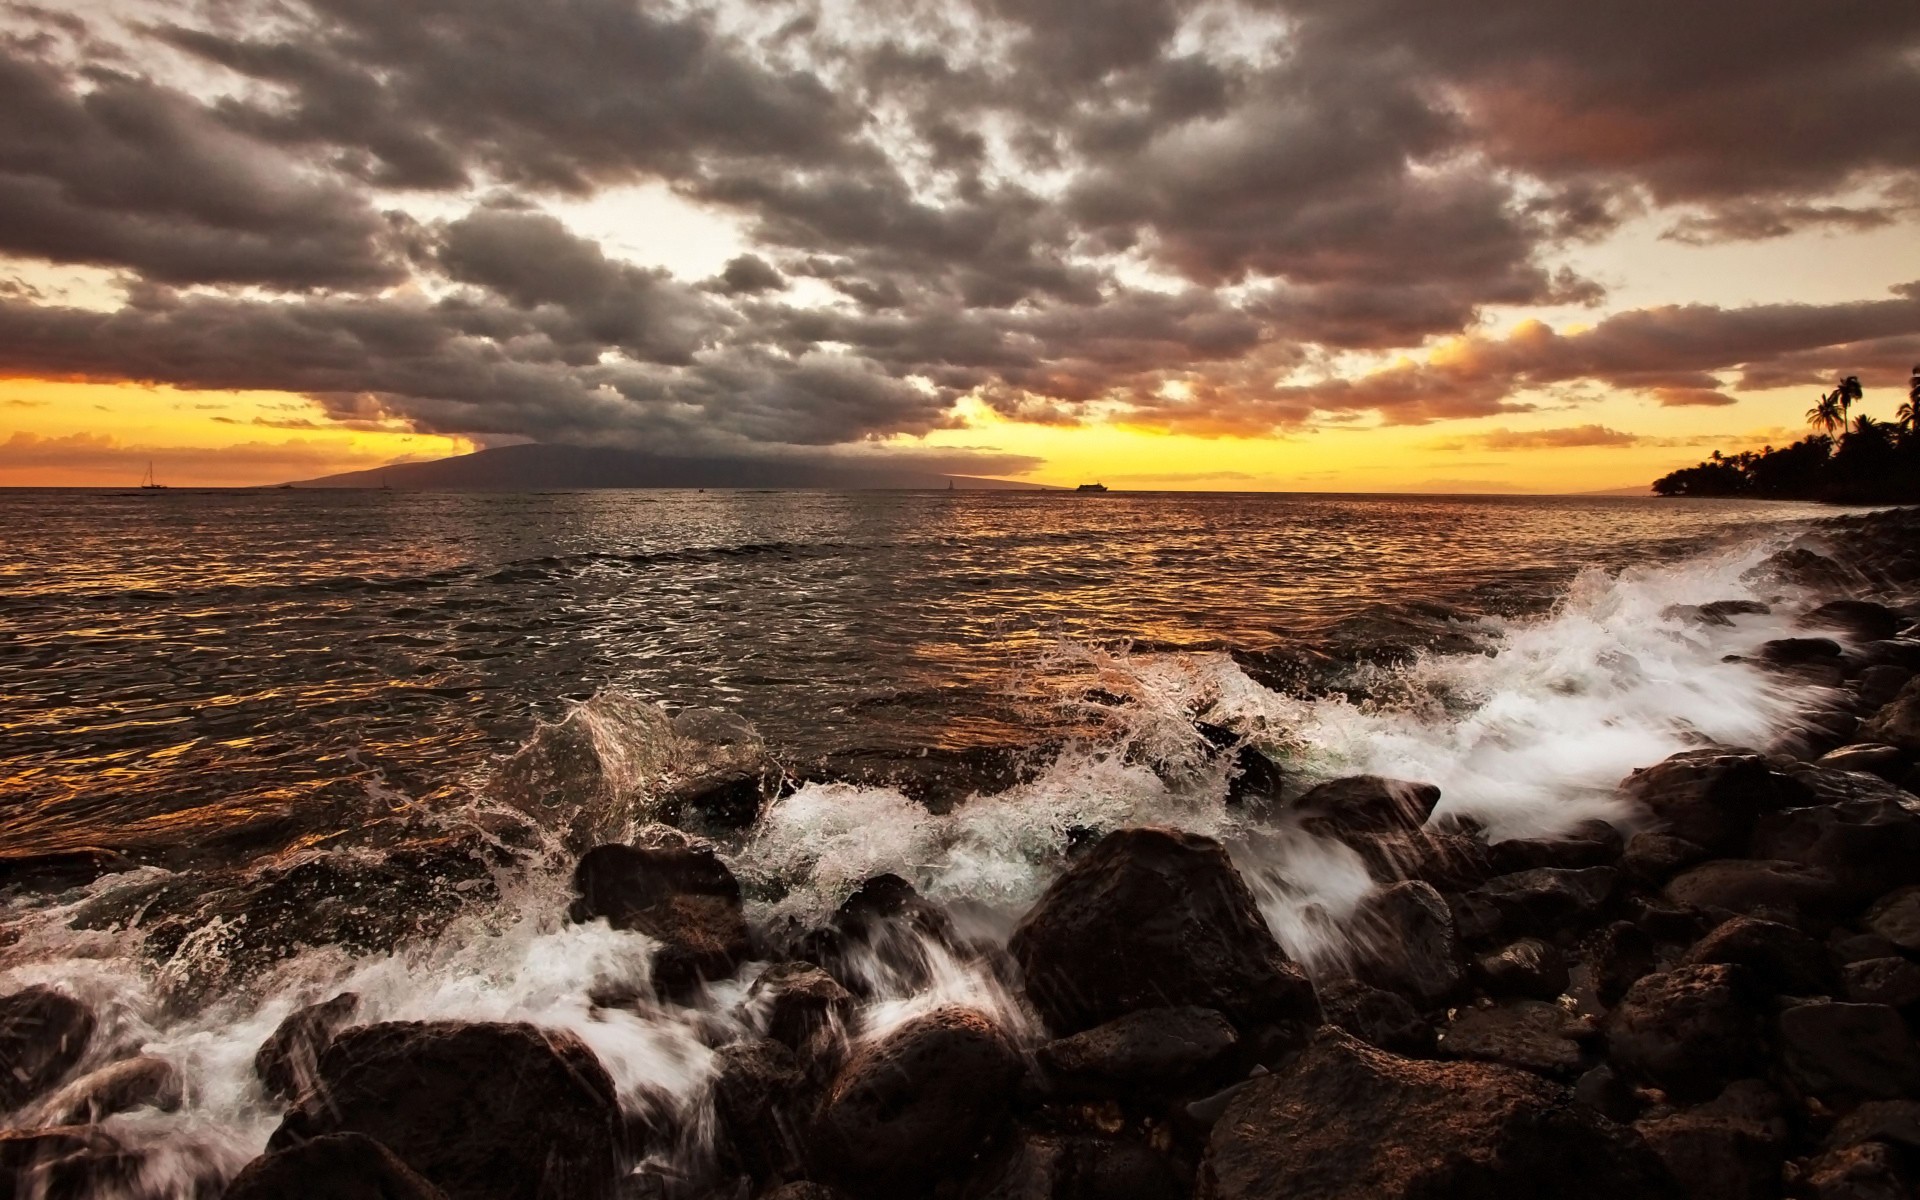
[1,0,1917,490]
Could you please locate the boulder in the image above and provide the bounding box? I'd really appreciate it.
[1804,1141,1911,1200]
[1572,1064,1638,1123]
[1619,751,1809,855]
[1472,867,1618,935]
[1842,957,1920,1008]
[1436,1000,1588,1077]
[1623,830,1708,885]
[749,962,855,1052]
[1008,827,1316,1036]
[1488,821,1625,874]
[1196,1028,1677,1200]
[1605,965,1760,1101]
[1633,1081,1787,1200]
[270,1021,625,1200]
[1817,744,1906,780]
[38,1055,182,1125]
[1756,637,1844,668]
[1804,600,1905,642]
[808,1006,1023,1197]
[1284,775,1442,838]
[1827,1100,1920,1151]
[0,1125,154,1199]
[968,1133,1188,1200]
[1750,799,1920,906]
[1351,881,1464,1007]
[1776,1001,1920,1101]
[1663,859,1844,923]
[1473,939,1570,1000]
[1863,886,1920,951]
[1862,677,1920,755]
[1587,921,1658,1008]
[1743,547,1852,591]
[1314,979,1435,1056]
[569,836,750,993]
[1854,667,1915,714]
[762,1186,851,1200]
[1036,1006,1240,1100]
[710,1038,810,1181]
[1681,917,1832,996]
[1702,600,1772,620]
[255,992,360,1101]
[0,987,95,1112]
[1345,830,1494,890]
[222,1133,449,1200]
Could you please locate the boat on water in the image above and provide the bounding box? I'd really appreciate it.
[139,461,167,491]
[1075,482,1108,493]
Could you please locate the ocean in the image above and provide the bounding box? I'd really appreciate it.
[0,487,1871,1186]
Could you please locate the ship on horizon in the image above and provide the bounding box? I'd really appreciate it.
[1075,482,1108,493]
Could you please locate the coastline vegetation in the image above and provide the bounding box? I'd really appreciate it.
[1653,367,1920,502]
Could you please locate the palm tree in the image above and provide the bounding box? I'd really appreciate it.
[1835,374,1864,424]
[1808,393,1844,435]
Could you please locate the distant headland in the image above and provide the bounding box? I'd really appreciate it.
[1653,368,1920,503]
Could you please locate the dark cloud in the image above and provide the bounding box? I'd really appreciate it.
[706,254,786,297]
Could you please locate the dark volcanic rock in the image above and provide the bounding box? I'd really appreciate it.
[1776,1001,1920,1101]
[1633,1082,1787,1200]
[223,1133,449,1200]
[1472,867,1618,935]
[1862,676,1920,754]
[1285,775,1442,837]
[0,848,133,893]
[711,1037,809,1181]
[1009,827,1315,1036]
[1036,1005,1240,1099]
[1818,744,1907,779]
[39,1055,182,1125]
[1843,957,1920,1008]
[1588,921,1659,1007]
[1744,547,1852,591]
[255,992,361,1101]
[749,962,855,1052]
[1605,965,1760,1101]
[0,987,95,1112]
[1197,1028,1677,1200]
[1757,637,1845,668]
[1352,881,1465,1007]
[1436,999,1588,1077]
[1826,1100,1920,1151]
[971,1132,1188,1200]
[808,1006,1022,1197]
[1805,1140,1911,1200]
[1623,832,1711,885]
[569,835,750,993]
[271,1021,625,1200]
[1681,917,1832,996]
[0,1125,156,1199]
[1314,979,1435,1056]
[1619,750,1810,854]
[1664,859,1845,923]
[1804,600,1905,642]
[1863,886,1920,951]
[1474,938,1570,1000]
[1750,799,1920,907]
[1488,821,1625,873]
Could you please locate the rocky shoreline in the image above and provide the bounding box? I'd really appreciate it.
[9,507,1920,1198]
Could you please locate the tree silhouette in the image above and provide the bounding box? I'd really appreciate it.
[1807,392,1844,435]
[1836,374,1864,422]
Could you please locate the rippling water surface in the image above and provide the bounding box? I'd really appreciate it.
[0,488,1834,863]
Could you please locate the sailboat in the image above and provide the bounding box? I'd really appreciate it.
[140,461,168,491]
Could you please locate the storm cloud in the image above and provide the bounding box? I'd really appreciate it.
[0,0,1916,455]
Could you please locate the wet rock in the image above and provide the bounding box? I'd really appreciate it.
[1775,758,1915,808]
[1826,1100,1920,1151]
[1843,957,1920,1008]
[38,1055,182,1125]
[0,848,133,893]
[786,873,962,999]
[223,1133,449,1200]
[1818,744,1907,780]
[271,1021,625,1200]
[1037,1005,1239,1100]
[1605,965,1760,1101]
[1804,600,1905,642]
[1831,930,1905,963]
[969,1132,1188,1200]
[1633,1082,1787,1200]
[1314,979,1434,1056]
[1623,832,1710,885]
[1351,881,1464,1007]
[1863,886,1920,951]
[569,836,750,994]
[1472,867,1618,936]
[0,987,95,1112]
[1681,917,1832,996]
[1750,797,1920,906]
[1862,677,1920,755]
[1852,666,1914,714]
[762,1185,850,1200]
[1703,600,1773,620]
[1196,1028,1677,1200]
[1588,921,1659,1007]
[1776,1001,1920,1101]
[1758,637,1845,669]
[711,1038,809,1182]
[0,1125,152,1200]
[1224,744,1283,811]
[1437,999,1588,1077]
[1572,1064,1638,1123]
[808,1006,1022,1197]
[255,992,361,1101]
[1664,859,1844,923]
[1805,1141,1910,1200]
[749,963,854,1053]
[488,693,775,849]
[1488,821,1625,873]
[1284,776,1442,837]
[1619,750,1810,855]
[1474,938,1570,1000]
[1346,830,1493,890]
[1009,827,1316,1037]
